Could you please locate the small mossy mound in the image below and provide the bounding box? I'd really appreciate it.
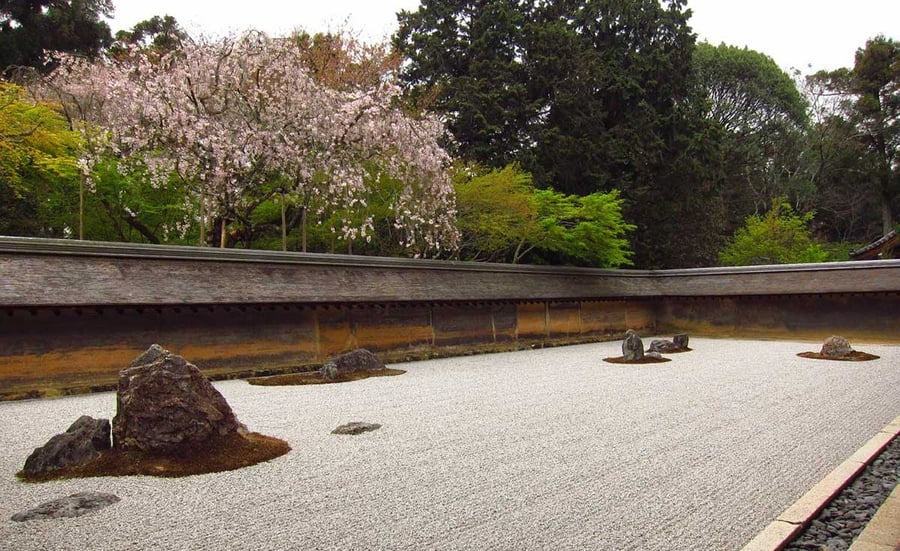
[17,432,290,482]
[603,356,672,364]
[797,351,880,362]
[247,368,407,386]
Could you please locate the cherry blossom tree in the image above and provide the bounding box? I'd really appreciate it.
[39,31,459,255]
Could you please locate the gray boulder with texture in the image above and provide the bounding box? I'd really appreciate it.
[648,339,682,353]
[112,345,245,453]
[622,330,644,361]
[821,336,853,358]
[21,416,110,477]
[321,349,385,380]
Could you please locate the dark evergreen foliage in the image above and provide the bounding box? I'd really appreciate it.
[0,0,113,75]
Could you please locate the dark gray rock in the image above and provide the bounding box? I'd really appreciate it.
[648,339,682,354]
[673,334,689,349]
[112,345,245,453]
[21,416,111,477]
[11,492,119,522]
[622,330,644,361]
[821,336,853,358]
[332,422,382,435]
[330,349,385,375]
[645,351,663,360]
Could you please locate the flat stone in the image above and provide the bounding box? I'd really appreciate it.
[332,422,382,435]
[11,492,120,522]
[739,519,802,551]
[778,460,868,525]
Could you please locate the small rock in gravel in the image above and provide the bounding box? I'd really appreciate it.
[332,422,381,435]
[11,492,120,522]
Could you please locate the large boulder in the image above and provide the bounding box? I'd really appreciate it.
[622,330,644,361]
[112,345,245,453]
[21,416,111,477]
[821,336,853,359]
[673,334,690,349]
[321,348,385,381]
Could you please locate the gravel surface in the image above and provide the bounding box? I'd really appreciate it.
[1,338,898,551]
[784,435,899,551]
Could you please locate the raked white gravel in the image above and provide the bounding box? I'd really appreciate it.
[1,338,898,550]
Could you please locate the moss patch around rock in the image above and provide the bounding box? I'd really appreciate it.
[603,356,672,364]
[17,432,290,482]
[797,351,880,361]
[246,368,407,386]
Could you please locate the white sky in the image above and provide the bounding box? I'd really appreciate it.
[107,0,899,74]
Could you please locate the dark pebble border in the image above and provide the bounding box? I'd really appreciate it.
[783,435,899,551]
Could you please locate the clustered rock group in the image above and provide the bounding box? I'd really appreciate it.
[20,345,253,481]
[20,345,390,485]
[621,330,690,361]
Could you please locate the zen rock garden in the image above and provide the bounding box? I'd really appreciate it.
[798,336,880,361]
[604,330,691,364]
[11,335,881,523]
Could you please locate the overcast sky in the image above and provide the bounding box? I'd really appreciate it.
[107,0,899,74]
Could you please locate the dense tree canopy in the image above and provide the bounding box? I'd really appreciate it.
[797,35,898,249]
[38,32,459,255]
[454,164,634,266]
[0,82,81,236]
[396,0,718,268]
[395,0,696,193]
[692,42,810,236]
[719,201,828,266]
[2,2,895,269]
[110,15,187,55]
[0,0,113,75]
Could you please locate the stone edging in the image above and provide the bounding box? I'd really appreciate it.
[740,414,900,551]
[846,483,900,550]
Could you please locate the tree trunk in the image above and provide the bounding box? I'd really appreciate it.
[78,176,84,240]
[301,206,308,252]
[199,191,206,247]
[281,191,287,252]
[220,218,227,248]
[882,192,894,236]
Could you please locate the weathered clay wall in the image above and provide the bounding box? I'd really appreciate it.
[657,293,900,342]
[0,299,654,399]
